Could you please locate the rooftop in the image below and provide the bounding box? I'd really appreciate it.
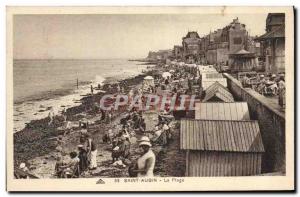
[195,102,250,120]
[256,25,285,40]
[203,82,234,102]
[180,119,265,153]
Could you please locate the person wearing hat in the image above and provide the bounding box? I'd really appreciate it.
[63,151,80,178]
[18,163,29,179]
[77,145,89,172]
[133,136,156,177]
[19,163,28,171]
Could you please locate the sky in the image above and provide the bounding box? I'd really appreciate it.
[13,13,268,59]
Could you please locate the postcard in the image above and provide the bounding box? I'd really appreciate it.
[6,6,294,191]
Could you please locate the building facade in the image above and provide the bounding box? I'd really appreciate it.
[182,31,201,63]
[146,18,260,70]
[205,18,251,67]
[256,13,285,73]
[173,45,183,60]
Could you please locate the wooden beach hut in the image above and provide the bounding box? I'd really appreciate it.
[195,102,250,120]
[198,65,217,75]
[201,73,227,90]
[180,119,265,177]
[203,82,234,102]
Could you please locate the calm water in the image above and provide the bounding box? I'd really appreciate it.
[13,59,149,103]
[13,59,152,132]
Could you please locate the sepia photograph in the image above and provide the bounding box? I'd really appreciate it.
[6,6,294,191]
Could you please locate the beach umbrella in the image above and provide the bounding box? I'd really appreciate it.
[162,72,172,78]
[144,76,154,80]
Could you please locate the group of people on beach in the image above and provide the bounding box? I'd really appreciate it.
[16,61,199,179]
[241,72,285,107]
[55,63,193,178]
[54,131,98,178]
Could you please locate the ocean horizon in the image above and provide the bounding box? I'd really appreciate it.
[13,58,153,132]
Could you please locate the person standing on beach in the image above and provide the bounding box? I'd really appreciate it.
[77,145,89,172]
[86,134,97,170]
[116,84,121,93]
[140,118,146,132]
[133,136,156,177]
[48,107,55,126]
[90,85,94,95]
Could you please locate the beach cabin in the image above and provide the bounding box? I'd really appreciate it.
[180,119,265,177]
[201,73,227,91]
[202,82,234,102]
[195,102,250,120]
[198,65,217,75]
[143,76,155,92]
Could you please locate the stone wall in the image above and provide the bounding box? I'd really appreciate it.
[223,73,286,173]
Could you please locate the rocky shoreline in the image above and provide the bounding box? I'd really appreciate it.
[14,71,149,167]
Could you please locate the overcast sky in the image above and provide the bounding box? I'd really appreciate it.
[14,14,268,59]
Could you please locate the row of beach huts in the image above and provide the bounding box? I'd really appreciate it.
[176,63,265,177]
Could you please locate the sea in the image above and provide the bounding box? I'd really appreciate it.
[13,59,154,133]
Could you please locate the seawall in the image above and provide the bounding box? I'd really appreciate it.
[223,73,285,173]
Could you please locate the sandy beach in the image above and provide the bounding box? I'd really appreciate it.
[13,66,186,178]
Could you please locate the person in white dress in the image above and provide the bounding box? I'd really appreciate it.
[134,136,156,177]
